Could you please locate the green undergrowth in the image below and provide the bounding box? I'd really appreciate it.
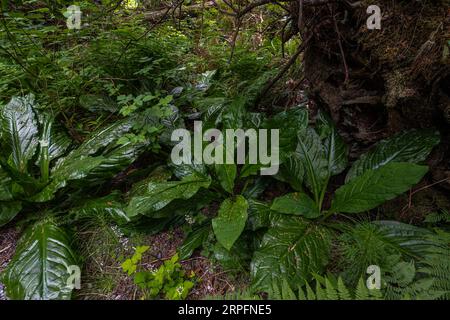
[0,1,449,301]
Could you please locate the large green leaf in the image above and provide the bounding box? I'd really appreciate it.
[263,106,308,152]
[212,196,249,251]
[178,224,210,260]
[0,158,42,195]
[296,128,328,201]
[213,234,254,272]
[0,168,14,201]
[215,163,236,194]
[37,115,52,183]
[346,129,440,182]
[32,156,105,202]
[69,193,129,224]
[373,220,436,257]
[239,161,264,178]
[316,111,348,176]
[126,173,211,218]
[171,162,207,180]
[83,141,147,182]
[251,216,332,292]
[331,162,428,214]
[242,177,270,199]
[58,118,133,165]
[222,96,247,129]
[1,221,78,300]
[0,94,39,173]
[271,193,320,218]
[36,116,72,165]
[275,153,304,191]
[47,129,72,161]
[246,199,278,231]
[36,115,72,183]
[129,166,172,197]
[31,119,142,201]
[0,201,22,227]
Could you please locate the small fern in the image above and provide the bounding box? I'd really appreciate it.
[204,288,262,300]
[268,276,383,300]
[337,222,407,286]
[417,231,450,299]
[424,210,450,224]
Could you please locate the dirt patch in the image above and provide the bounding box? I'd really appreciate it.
[0,227,20,300]
[75,224,238,300]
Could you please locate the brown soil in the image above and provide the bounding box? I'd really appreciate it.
[75,225,239,300]
[0,227,20,300]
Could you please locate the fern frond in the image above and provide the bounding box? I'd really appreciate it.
[204,288,262,300]
[424,210,450,224]
[272,276,383,300]
[337,277,352,300]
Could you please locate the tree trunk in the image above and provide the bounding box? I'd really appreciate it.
[292,0,450,188]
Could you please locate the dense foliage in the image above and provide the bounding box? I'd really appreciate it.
[0,1,448,300]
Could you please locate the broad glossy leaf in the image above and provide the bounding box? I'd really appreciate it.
[247,199,278,231]
[36,115,72,165]
[44,125,72,163]
[0,94,39,172]
[296,128,328,200]
[213,233,254,271]
[316,111,348,176]
[222,96,246,129]
[69,193,129,224]
[171,162,207,180]
[275,153,304,191]
[263,106,308,152]
[271,193,320,218]
[215,163,236,194]
[32,156,105,202]
[240,161,264,178]
[251,216,332,292]
[59,118,133,165]
[346,129,440,182]
[144,188,216,220]
[126,173,211,218]
[0,159,42,195]
[331,163,428,214]
[0,169,14,201]
[0,201,22,227]
[120,215,184,236]
[212,196,249,251]
[83,142,147,182]
[242,177,270,199]
[373,220,436,256]
[129,166,172,197]
[178,224,210,260]
[1,221,77,300]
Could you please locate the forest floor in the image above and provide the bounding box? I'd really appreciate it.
[78,228,244,299]
[0,225,242,300]
[0,1,448,301]
[0,228,20,300]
